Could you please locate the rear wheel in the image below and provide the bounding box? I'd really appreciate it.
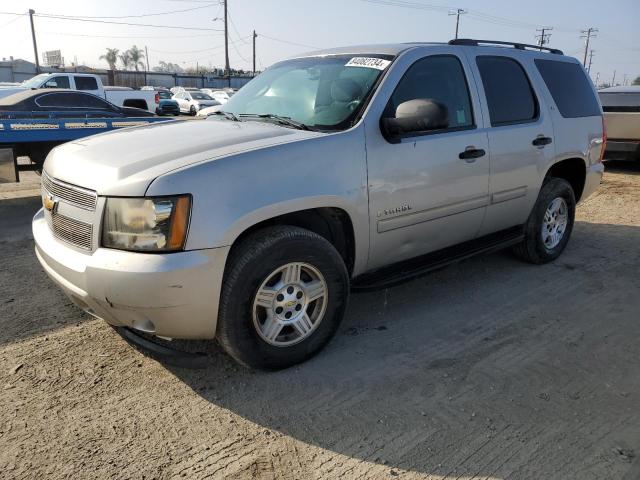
[513,177,576,264]
[216,226,349,370]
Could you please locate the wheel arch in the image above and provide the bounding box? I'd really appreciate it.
[226,205,358,277]
[543,156,588,202]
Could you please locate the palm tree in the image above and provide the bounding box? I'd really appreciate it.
[127,45,146,71]
[99,48,119,71]
[119,51,131,70]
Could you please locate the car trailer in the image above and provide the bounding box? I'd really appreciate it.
[0,116,178,183]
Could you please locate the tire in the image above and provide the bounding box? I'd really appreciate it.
[216,226,349,370]
[189,105,197,116]
[513,177,576,264]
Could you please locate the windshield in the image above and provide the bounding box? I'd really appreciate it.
[221,54,393,130]
[192,92,213,100]
[158,91,173,99]
[22,74,50,88]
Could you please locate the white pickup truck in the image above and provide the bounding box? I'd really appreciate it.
[0,73,158,113]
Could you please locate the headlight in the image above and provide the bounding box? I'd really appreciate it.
[102,196,191,252]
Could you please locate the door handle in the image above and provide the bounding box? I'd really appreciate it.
[532,136,553,147]
[459,148,486,162]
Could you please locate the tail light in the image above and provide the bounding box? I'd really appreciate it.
[155,93,160,104]
[599,115,607,162]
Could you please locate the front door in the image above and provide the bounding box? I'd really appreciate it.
[365,51,490,270]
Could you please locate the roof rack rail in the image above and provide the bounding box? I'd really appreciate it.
[448,38,563,55]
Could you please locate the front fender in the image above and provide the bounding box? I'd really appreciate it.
[147,126,370,276]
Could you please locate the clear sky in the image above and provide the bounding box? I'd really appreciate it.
[1,0,638,85]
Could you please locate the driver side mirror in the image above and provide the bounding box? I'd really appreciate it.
[380,99,449,143]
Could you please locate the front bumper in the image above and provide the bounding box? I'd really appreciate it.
[33,208,229,339]
[580,162,605,203]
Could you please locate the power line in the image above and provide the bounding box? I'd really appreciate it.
[259,34,320,50]
[361,0,581,32]
[33,13,224,31]
[39,4,215,20]
[227,9,249,44]
[40,31,222,39]
[0,12,25,27]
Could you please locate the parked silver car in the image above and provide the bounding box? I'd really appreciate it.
[173,89,220,115]
[34,39,605,369]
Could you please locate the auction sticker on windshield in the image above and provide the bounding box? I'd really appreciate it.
[345,57,391,70]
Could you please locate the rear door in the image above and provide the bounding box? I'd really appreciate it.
[465,51,556,236]
[534,59,604,167]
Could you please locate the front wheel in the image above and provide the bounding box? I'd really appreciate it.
[189,105,197,116]
[216,226,349,370]
[513,177,576,264]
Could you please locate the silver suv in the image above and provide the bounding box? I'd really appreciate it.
[33,39,605,369]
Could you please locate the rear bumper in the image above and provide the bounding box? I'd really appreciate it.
[604,140,640,161]
[581,162,604,203]
[33,208,229,339]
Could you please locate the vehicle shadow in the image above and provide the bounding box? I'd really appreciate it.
[0,196,91,347]
[163,221,640,478]
[604,159,640,175]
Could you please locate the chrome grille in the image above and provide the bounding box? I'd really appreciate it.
[47,212,93,250]
[41,171,97,211]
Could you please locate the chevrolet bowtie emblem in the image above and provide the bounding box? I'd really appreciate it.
[43,193,58,213]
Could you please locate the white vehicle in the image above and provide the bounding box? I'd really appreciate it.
[196,104,223,117]
[173,90,220,115]
[0,73,158,113]
[201,88,231,104]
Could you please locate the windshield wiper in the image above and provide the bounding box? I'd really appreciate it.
[239,113,309,130]
[208,110,240,121]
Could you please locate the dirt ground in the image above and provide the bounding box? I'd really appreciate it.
[0,162,639,480]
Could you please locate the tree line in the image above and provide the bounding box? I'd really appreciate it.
[99,46,146,71]
[100,47,255,76]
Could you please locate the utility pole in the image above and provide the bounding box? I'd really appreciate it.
[252,30,257,76]
[612,70,616,86]
[535,27,553,50]
[28,9,40,73]
[145,45,150,71]
[595,72,600,87]
[623,73,628,86]
[580,27,598,67]
[587,49,595,73]
[448,9,467,40]
[224,0,230,87]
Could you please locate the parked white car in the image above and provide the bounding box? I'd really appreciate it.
[0,73,158,113]
[196,103,223,117]
[200,88,231,104]
[173,90,220,115]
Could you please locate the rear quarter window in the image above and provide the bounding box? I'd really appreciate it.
[74,76,99,91]
[535,60,601,118]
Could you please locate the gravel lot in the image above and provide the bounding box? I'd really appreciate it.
[1,162,639,479]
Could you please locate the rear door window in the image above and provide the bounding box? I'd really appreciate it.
[535,60,601,118]
[476,56,538,126]
[74,76,99,91]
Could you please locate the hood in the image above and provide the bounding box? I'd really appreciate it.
[43,118,323,196]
